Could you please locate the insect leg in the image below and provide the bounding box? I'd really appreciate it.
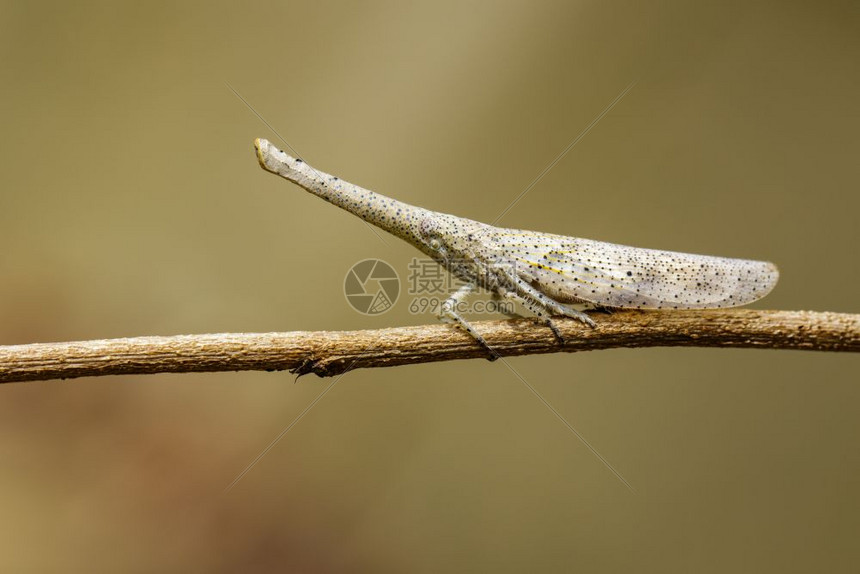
[495,288,567,344]
[494,265,596,331]
[519,281,595,327]
[439,283,500,361]
[491,290,524,319]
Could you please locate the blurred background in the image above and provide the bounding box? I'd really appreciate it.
[1,0,858,571]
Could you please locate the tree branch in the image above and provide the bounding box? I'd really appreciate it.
[0,310,856,384]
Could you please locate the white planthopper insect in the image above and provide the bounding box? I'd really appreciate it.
[254,138,778,359]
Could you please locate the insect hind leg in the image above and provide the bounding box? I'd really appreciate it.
[591,304,616,315]
[494,266,597,341]
[491,290,525,319]
[497,289,567,344]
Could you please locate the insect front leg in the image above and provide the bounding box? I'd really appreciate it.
[439,283,500,361]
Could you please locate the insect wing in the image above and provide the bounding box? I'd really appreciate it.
[483,230,778,310]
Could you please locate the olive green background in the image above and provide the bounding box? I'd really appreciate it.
[1,1,858,571]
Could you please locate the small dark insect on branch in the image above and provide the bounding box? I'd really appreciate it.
[0,309,857,384]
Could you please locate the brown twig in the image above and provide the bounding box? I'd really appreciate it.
[0,309,857,384]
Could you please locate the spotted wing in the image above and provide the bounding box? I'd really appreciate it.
[481,229,779,310]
